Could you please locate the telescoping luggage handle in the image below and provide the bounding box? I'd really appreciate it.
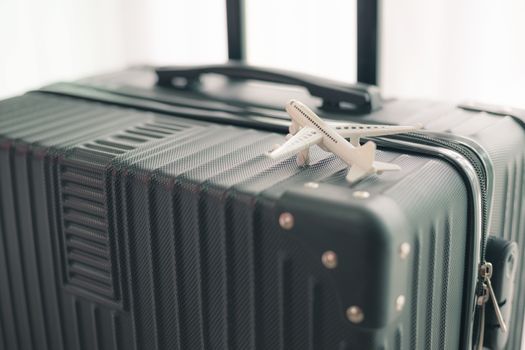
[155,62,382,113]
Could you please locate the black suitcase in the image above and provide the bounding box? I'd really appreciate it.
[0,62,524,350]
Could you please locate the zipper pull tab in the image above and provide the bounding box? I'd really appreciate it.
[475,283,489,350]
[477,282,490,306]
[479,262,508,333]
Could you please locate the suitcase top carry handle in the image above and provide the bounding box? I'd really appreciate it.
[155,62,382,113]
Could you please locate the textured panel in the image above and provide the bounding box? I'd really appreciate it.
[57,115,194,306]
[0,95,149,350]
[60,162,115,301]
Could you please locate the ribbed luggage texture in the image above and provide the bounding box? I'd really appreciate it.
[365,101,525,350]
[481,129,525,350]
[0,92,505,350]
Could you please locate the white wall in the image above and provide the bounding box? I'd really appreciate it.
[381,0,525,108]
[0,0,227,98]
[0,0,126,98]
[119,0,227,67]
[245,0,357,83]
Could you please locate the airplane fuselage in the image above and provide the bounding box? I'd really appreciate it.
[286,101,365,168]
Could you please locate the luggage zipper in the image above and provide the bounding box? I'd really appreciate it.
[393,133,490,259]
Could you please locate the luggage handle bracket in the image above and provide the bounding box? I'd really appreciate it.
[155,62,382,113]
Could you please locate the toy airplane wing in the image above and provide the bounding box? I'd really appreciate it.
[329,123,422,146]
[266,127,322,159]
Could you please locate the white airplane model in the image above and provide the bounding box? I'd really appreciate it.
[266,100,422,183]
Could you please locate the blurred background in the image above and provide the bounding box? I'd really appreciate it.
[1,0,524,109]
[0,0,524,347]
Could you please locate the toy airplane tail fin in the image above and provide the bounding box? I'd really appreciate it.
[346,142,402,183]
[346,141,376,183]
[352,141,376,168]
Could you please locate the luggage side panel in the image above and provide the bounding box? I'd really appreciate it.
[473,117,525,350]
[0,93,475,349]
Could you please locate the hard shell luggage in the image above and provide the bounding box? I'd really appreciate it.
[0,62,524,350]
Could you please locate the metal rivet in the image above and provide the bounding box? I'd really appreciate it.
[395,295,406,312]
[304,182,319,189]
[321,251,338,269]
[399,242,411,260]
[346,306,364,324]
[279,212,294,230]
[353,191,370,199]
